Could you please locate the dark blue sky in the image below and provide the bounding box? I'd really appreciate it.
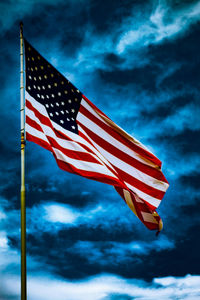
[0,0,200,299]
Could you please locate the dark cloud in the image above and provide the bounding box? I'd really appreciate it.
[141,93,198,120]
[179,174,200,190]
[153,129,200,154]
[98,64,160,93]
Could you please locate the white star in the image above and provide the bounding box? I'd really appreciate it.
[28,86,31,90]
[72,125,75,129]
[42,86,45,89]
[67,118,70,121]
[35,67,38,71]
[46,95,49,99]
[66,110,69,113]
[44,75,47,79]
[41,95,44,99]
[38,86,41,90]
[64,90,68,94]
[61,102,65,105]
[75,98,78,102]
[60,120,64,124]
[31,68,33,71]
[71,117,74,121]
[37,94,40,98]
[34,77,37,81]
[71,109,75,113]
[77,89,80,93]
[54,83,58,87]
[51,104,54,107]
[50,113,53,117]
[56,103,59,106]
[58,92,61,96]
[33,85,36,89]
[39,76,42,80]
[68,99,72,103]
[61,111,64,114]
[28,75,32,80]
[56,112,59,115]
[46,104,49,108]
[51,94,55,98]
[48,85,51,88]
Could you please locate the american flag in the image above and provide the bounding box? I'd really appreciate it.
[24,39,169,232]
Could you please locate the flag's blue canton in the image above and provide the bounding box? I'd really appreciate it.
[24,39,82,134]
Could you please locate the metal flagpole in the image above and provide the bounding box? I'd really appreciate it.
[20,21,27,300]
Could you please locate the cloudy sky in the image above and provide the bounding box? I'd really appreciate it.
[0,0,200,299]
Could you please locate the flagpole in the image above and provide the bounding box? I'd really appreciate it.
[20,21,27,300]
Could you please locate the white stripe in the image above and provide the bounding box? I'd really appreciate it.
[53,147,117,178]
[124,182,161,208]
[26,91,48,117]
[26,123,50,144]
[78,123,168,192]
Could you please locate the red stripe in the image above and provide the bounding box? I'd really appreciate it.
[78,114,167,182]
[115,167,164,200]
[26,132,52,152]
[80,99,162,168]
[82,94,109,119]
[55,158,124,188]
[26,99,53,128]
[48,136,105,164]
[26,115,44,133]
[78,122,165,200]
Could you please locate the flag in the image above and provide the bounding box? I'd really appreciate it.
[24,39,169,232]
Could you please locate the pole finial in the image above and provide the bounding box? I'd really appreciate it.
[20,21,23,33]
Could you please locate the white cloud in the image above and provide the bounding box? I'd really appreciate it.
[43,203,79,224]
[116,1,200,54]
[30,198,137,231]
[0,235,8,249]
[0,210,6,221]
[1,273,200,300]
